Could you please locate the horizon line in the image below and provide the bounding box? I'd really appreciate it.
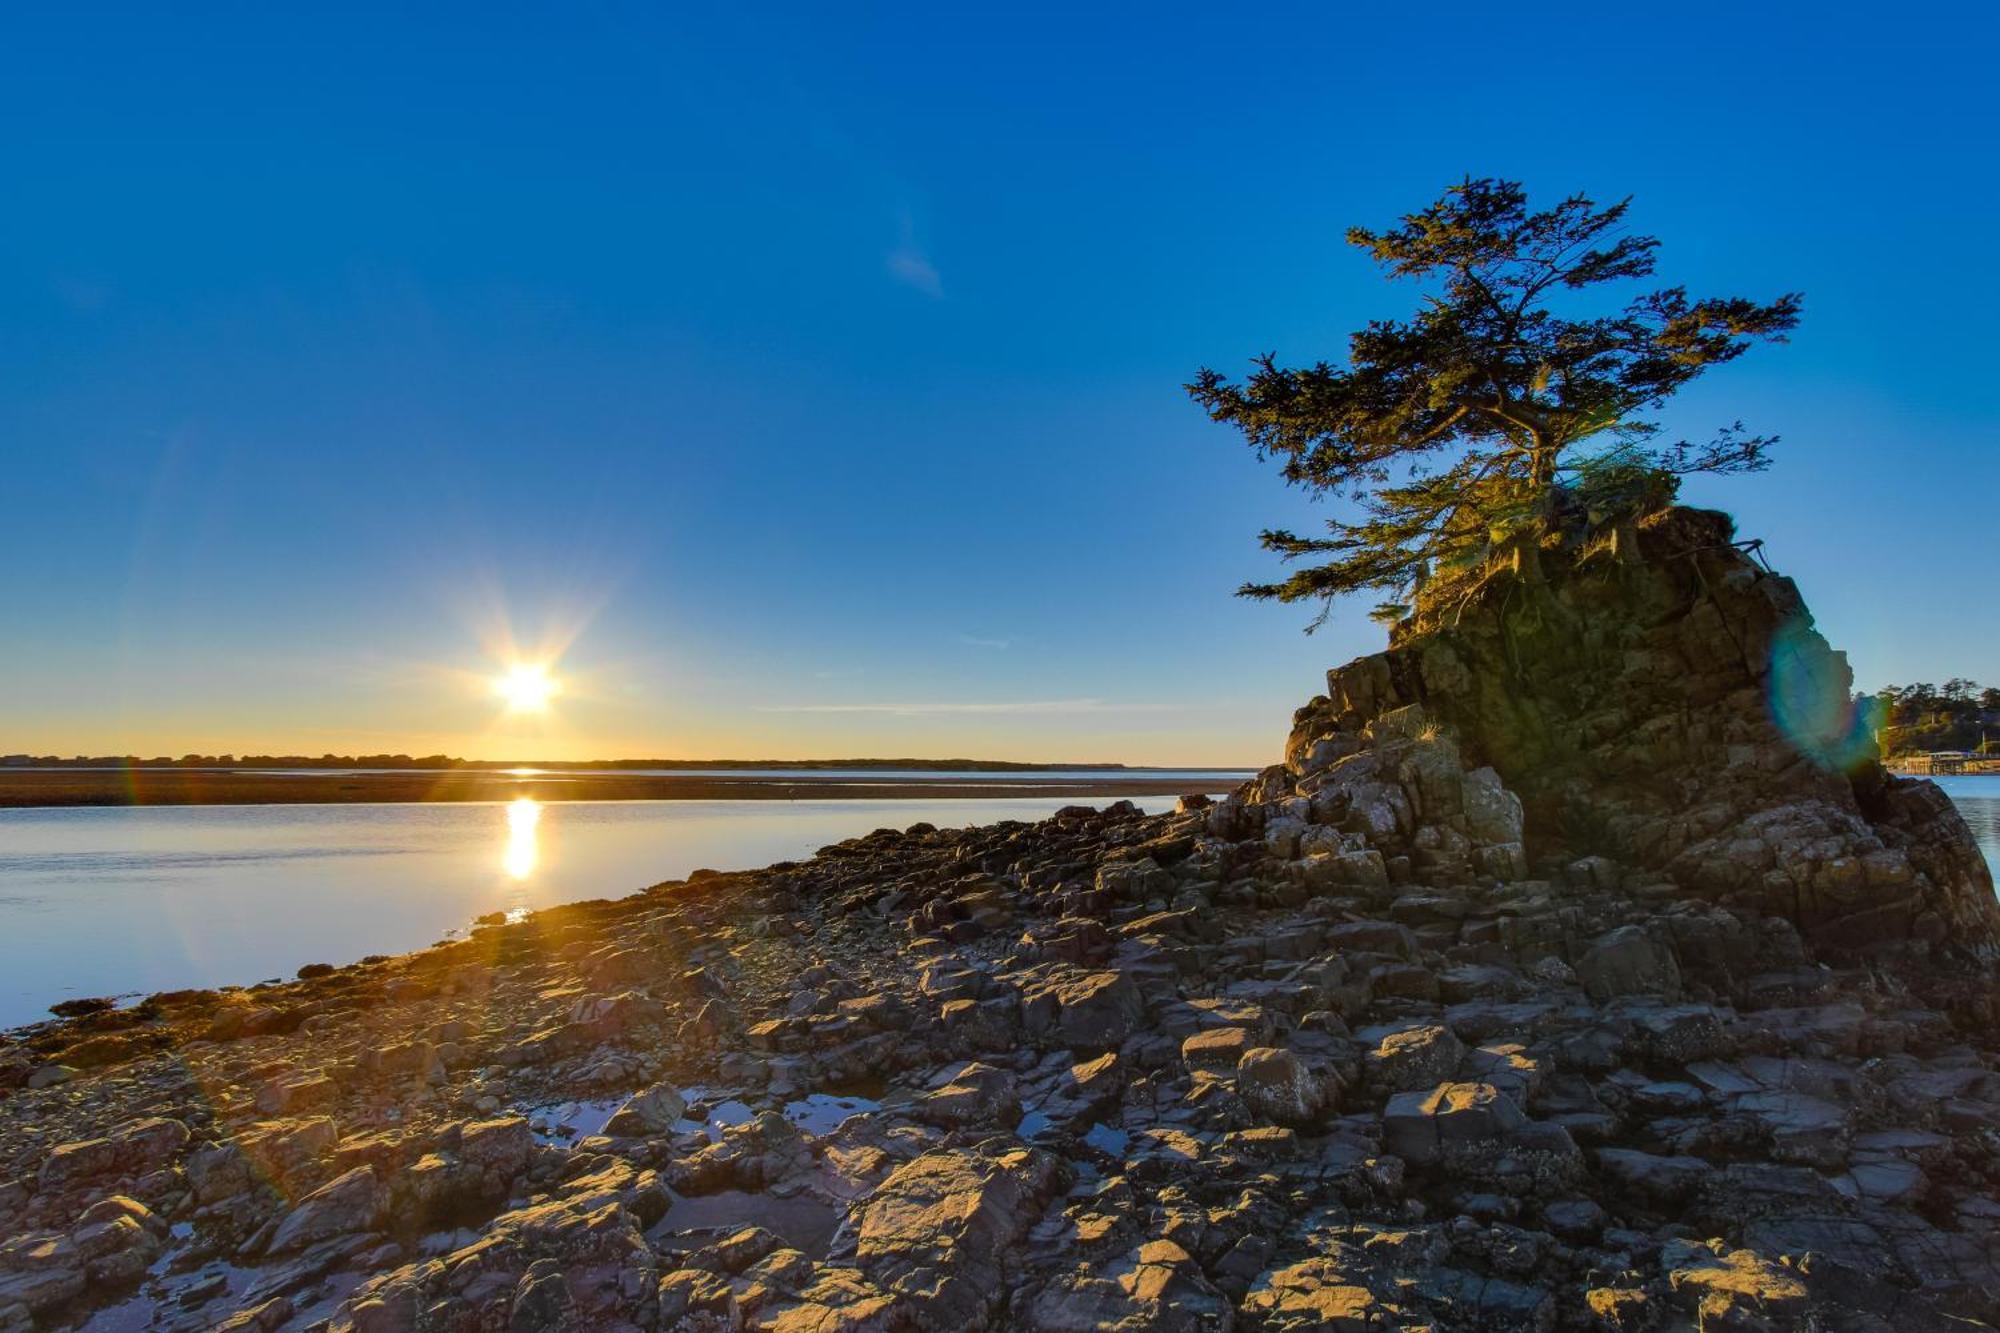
[0,752,1264,771]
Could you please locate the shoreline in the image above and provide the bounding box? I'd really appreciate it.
[0,769,1244,810]
[5,793,1999,1330]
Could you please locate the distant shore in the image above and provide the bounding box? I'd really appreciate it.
[0,767,1244,809]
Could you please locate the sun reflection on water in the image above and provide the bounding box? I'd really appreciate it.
[503,796,542,880]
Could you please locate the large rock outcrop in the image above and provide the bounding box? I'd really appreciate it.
[1267,506,1999,959]
[5,507,1999,1333]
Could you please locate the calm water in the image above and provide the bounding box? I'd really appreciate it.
[17,766,1254,786]
[1,777,1995,1032]
[0,795,1194,1029]
[1933,774,2000,881]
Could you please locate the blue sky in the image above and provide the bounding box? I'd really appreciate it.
[2,2,1995,763]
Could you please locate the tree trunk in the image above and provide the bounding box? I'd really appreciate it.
[1530,441,1558,527]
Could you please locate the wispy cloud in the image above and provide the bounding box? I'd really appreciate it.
[957,633,1011,650]
[886,211,943,298]
[758,698,1178,717]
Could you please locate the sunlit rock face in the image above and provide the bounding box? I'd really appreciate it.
[1275,506,1999,959]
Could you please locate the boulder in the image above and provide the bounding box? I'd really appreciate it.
[855,1147,1058,1329]
[38,1116,189,1193]
[1020,1240,1232,1331]
[915,1062,1020,1128]
[1181,1026,1255,1073]
[1662,1238,1810,1326]
[1241,1257,1377,1331]
[603,1082,687,1137]
[1366,1024,1466,1092]
[1022,970,1145,1051]
[1235,1048,1337,1127]
[269,1165,387,1254]
[1577,925,1682,1001]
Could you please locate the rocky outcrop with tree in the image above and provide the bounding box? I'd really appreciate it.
[3,180,1996,1331]
[1269,504,2000,962]
[3,526,1998,1329]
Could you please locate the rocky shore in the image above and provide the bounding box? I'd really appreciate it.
[4,509,1998,1332]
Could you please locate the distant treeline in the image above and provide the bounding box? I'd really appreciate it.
[1868,679,1999,757]
[0,754,1133,772]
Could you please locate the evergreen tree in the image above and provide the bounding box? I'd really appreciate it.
[1189,178,1801,624]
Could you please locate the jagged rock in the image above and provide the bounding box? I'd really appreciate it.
[1662,1238,1810,1326]
[1182,1026,1255,1073]
[1380,1081,1578,1193]
[1280,506,2000,957]
[1577,925,1682,1001]
[1020,1240,1232,1331]
[1241,1256,1377,1331]
[1595,1148,1713,1207]
[855,1147,1059,1329]
[269,1166,386,1253]
[1383,1082,1526,1162]
[1366,1024,1467,1092]
[38,1116,188,1192]
[1020,969,1145,1051]
[602,1081,686,1137]
[64,1197,165,1287]
[915,1061,1020,1128]
[1235,1048,1338,1127]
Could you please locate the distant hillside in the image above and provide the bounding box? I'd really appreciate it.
[1869,679,1999,757]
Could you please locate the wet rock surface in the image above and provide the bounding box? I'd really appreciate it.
[3,509,1998,1330]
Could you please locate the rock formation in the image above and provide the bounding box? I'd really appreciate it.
[1,506,1997,1331]
[1270,506,1999,960]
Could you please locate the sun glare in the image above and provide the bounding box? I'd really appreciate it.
[494,664,561,712]
[503,796,541,880]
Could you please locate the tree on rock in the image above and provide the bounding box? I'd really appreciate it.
[1189,178,1800,623]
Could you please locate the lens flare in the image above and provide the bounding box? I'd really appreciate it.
[1767,617,1875,771]
[502,796,541,880]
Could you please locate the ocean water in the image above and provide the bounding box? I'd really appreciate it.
[0,794,1200,1029]
[1930,774,2000,881]
[1,777,1995,1032]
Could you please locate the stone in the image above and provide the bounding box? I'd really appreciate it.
[1241,1257,1377,1331]
[1236,1048,1336,1127]
[1663,1238,1810,1326]
[70,1212,160,1285]
[269,1165,387,1254]
[856,1147,1058,1330]
[915,1062,1020,1128]
[37,1138,119,1192]
[1022,970,1145,1051]
[1381,1082,1524,1163]
[1019,1240,1232,1331]
[1366,1023,1466,1092]
[1577,925,1681,1001]
[1181,1026,1254,1073]
[1299,849,1389,890]
[1595,1148,1713,1207]
[602,1081,687,1137]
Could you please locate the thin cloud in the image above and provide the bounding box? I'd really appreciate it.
[957,634,1011,650]
[758,698,1178,717]
[887,211,943,298]
[887,248,942,298]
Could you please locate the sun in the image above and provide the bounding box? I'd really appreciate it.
[493,664,561,712]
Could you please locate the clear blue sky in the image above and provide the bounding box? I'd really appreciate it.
[2,3,1994,763]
